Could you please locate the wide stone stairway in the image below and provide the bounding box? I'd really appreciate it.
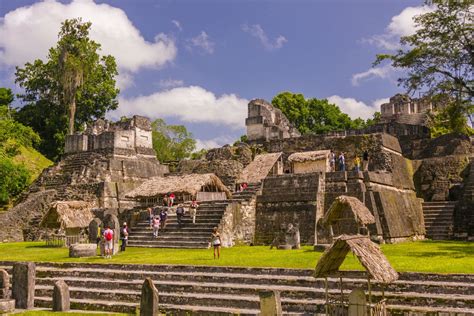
[1,262,473,315]
[422,201,457,240]
[127,201,229,249]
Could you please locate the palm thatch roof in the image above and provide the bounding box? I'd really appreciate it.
[288,150,330,163]
[126,173,231,199]
[238,152,282,183]
[314,235,398,283]
[40,201,94,230]
[322,195,375,226]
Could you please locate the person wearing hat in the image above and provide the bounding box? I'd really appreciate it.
[120,222,129,252]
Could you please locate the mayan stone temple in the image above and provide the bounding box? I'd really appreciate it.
[0,91,472,315]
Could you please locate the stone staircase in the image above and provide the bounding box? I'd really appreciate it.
[1,262,473,315]
[462,157,474,202]
[422,201,457,240]
[231,182,261,201]
[127,201,228,249]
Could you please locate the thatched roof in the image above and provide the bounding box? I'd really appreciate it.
[322,195,375,226]
[314,235,398,283]
[40,201,94,230]
[126,173,231,199]
[238,152,282,184]
[288,150,330,163]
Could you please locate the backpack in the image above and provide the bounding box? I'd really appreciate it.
[176,207,184,215]
[105,230,113,241]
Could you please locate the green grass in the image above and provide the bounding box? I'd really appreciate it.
[12,145,53,182]
[12,310,127,315]
[0,240,472,274]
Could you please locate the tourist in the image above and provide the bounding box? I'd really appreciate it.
[210,227,221,259]
[176,204,185,228]
[354,155,361,172]
[329,150,336,172]
[338,152,346,172]
[169,192,176,207]
[363,150,369,171]
[152,216,160,238]
[103,225,114,259]
[121,222,129,251]
[147,207,153,228]
[190,198,199,224]
[160,208,168,229]
[241,182,248,191]
[163,195,169,207]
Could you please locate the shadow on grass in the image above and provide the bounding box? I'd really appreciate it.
[25,244,63,249]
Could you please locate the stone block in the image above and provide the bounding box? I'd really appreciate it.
[69,244,97,258]
[140,278,159,316]
[0,270,9,299]
[259,290,282,316]
[52,280,70,312]
[0,299,15,314]
[12,262,35,309]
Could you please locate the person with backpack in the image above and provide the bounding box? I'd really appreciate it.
[189,199,199,224]
[103,225,114,259]
[120,222,129,252]
[176,204,185,228]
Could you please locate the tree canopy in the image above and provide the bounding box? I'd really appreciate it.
[14,18,119,160]
[271,92,375,134]
[151,119,196,162]
[375,1,473,135]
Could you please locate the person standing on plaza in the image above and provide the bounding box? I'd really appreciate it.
[103,225,114,259]
[329,150,336,172]
[338,152,346,172]
[120,222,129,251]
[190,198,199,224]
[354,155,361,172]
[210,227,221,259]
[363,150,369,171]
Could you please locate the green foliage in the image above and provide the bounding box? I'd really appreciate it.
[271,92,369,134]
[0,156,30,205]
[151,119,196,162]
[365,111,381,127]
[0,241,473,273]
[191,149,208,160]
[375,1,473,134]
[15,18,119,160]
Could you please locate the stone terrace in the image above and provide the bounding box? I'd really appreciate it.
[1,262,473,315]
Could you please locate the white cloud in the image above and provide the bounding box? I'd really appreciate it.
[158,79,184,89]
[171,19,182,31]
[187,31,215,54]
[195,136,235,150]
[351,64,396,86]
[364,5,434,50]
[241,24,287,51]
[111,86,248,128]
[0,0,177,89]
[327,95,386,120]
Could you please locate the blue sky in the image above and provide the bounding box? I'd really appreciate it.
[0,0,428,149]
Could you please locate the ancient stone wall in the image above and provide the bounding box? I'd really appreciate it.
[255,173,321,244]
[219,198,257,247]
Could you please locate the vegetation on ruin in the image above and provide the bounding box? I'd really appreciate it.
[375,1,473,136]
[271,92,380,134]
[0,91,52,208]
[151,118,197,162]
[0,240,472,274]
[14,18,119,160]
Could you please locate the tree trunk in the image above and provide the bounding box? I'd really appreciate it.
[68,95,76,135]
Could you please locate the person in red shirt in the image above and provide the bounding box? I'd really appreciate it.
[168,192,175,207]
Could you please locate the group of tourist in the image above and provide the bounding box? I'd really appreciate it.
[329,150,370,172]
[95,221,129,259]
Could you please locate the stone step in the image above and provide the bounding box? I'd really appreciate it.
[127,233,210,240]
[127,239,210,246]
[135,222,220,228]
[35,296,137,314]
[127,243,208,249]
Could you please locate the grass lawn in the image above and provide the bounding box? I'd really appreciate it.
[12,311,126,315]
[0,240,472,274]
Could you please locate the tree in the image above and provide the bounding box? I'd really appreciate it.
[375,1,473,134]
[271,92,367,134]
[151,119,196,162]
[15,18,119,160]
[0,88,14,119]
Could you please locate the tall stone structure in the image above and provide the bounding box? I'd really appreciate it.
[246,99,300,142]
[0,115,168,242]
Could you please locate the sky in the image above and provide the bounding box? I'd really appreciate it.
[0,0,430,150]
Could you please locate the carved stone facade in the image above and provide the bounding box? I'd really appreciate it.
[246,99,300,142]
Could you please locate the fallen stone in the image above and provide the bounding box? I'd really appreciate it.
[52,280,70,312]
[140,278,159,316]
[259,290,282,316]
[69,243,97,258]
[12,262,35,309]
[0,299,15,313]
